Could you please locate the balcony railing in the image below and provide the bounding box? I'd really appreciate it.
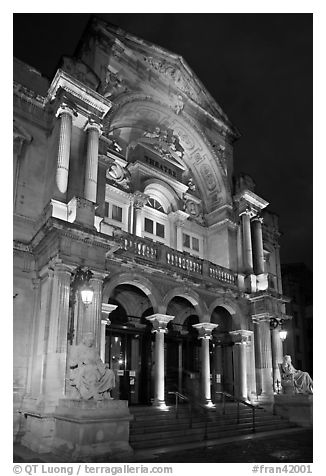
[121,236,158,260]
[115,232,237,288]
[166,250,203,275]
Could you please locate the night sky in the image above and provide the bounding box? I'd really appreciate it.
[13,13,312,269]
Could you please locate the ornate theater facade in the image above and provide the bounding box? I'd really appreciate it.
[13,18,290,445]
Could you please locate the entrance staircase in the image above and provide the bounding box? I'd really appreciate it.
[129,400,297,451]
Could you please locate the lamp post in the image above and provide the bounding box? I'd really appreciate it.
[270,317,287,341]
[270,317,287,393]
[67,266,94,344]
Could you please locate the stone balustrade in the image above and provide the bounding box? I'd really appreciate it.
[115,231,237,287]
[166,250,203,275]
[209,263,236,285]
[121,235,158,260]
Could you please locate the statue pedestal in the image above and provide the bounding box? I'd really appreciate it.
[22,398,133,461]
[273,394,313,428]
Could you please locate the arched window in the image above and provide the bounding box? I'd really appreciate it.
[146,198,165,213]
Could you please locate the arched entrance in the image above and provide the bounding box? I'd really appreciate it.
[165,296,201,401]
[104,284,154,405]
[211,306,235,398]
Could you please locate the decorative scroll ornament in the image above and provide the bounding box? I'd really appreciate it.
[106,160,130,191]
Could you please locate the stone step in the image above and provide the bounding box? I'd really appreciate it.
[130,413,285,433]
[130,422,295,450]
[130,406,258,420]
[130,418,292,442]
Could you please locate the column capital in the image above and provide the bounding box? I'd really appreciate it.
[101,317,111,326]
[170,210,189,226]
[230,329,252,344]
[251,215,264,224]
[101,303,117,316]
[239,207,256,219]
[89,271,106,283]
[84,117,103,135]
[48,258,74,275]
[193,322,218,339]
[132,191,149,209]
[146,313,174,333]
[55,102,77,119]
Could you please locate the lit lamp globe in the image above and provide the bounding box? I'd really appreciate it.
[279,329,287,341]
[80,284,94,306]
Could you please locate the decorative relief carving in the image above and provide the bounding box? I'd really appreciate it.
[199,164,217,191]
[105,160,130,191]
[143,56,199,101]
[100,67,127,98]
[142,126,185,161]
[170,93,184,115]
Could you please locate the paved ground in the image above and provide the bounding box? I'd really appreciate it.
[138,429,313,463]
[14,428,312,463]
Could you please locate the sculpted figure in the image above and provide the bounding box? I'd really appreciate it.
[69,333,115,400]
[281,355,313,394]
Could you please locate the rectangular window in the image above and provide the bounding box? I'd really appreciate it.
[192,237,199,251]
[105,202,109,217]
[144,218,154,234]
[112,204,123,222]
[183,233,190,248]
[156,222,165,238]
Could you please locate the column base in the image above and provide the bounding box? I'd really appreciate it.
[244,274,257,293]
[153,399,167,407]
[68,196,96,229]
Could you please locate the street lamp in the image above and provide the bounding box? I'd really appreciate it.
[67,266,94,344]
[270,317,287,341]
[74,266,94,305]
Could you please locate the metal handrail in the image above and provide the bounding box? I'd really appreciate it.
[168,391,193,428]
[215,391,262,432]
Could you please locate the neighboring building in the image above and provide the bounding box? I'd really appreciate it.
[281,263,313,376]
[13,17,291,448]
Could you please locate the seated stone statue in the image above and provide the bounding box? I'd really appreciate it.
[69,332,115,401]
[280,355,313,394]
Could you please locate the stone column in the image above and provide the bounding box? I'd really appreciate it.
[44,261,73,398]
[271,326,283,391]
[55,103,76,194]
[146,314,175,406]
[240,209,254,274]
[192,323,218,404]
[100,303,118,363]
[132,191,148,237]
[230,330,250,400]
[84,119,102,203]
[254,318,274,397]
[251,216,264,275]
